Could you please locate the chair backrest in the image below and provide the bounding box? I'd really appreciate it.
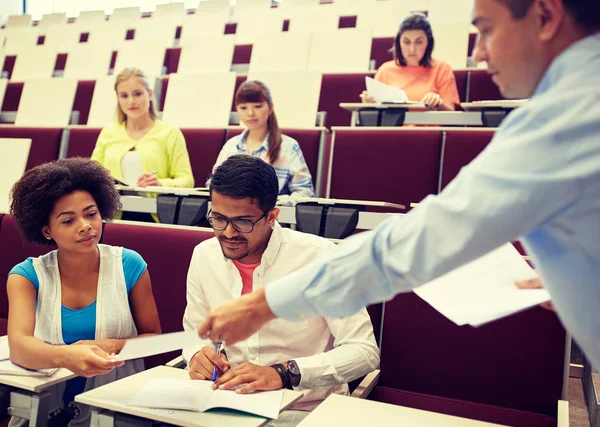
[428,22,470,69]
[0,127,63,170]
[234,11,284,45]
[5,14,32,29]
[468,69,503,102]
[307,29,371,73]
[249,32,311,73]
[356,1,411,38]
[15,78,78,127]
[180,12,228,40]
[113,40,166,79]
[4,27,40,56]
[11,47,57,81]
[195,0,231,16]
[87,76,118,128]
[65,127,102,158]
[318,72,373,127]
[440,129,496,190]
[181,128,228,187]
[132,18,178,47]
[0,215,56,319]
[73,10,107,32]
[85,22,130,50]
[0,80,7,111]
[38,13,67,30]
[63,44,113,80]
[42,24,83,53]
[288,6,340,32]
[177,35,235,74]
[378,292,566,417]
[246,70,322,128]
[109,7,141,23]
[328,128,443,207]
[162,72,237,128]
[154,2,186,23]
[0,138,31,214]
[101,221,215,367]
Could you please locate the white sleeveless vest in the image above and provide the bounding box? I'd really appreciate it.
[10,244,144,427]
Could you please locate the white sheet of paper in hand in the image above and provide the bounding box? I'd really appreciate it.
[115,331,204,361]
[129,378,283,420]
[414,244,550,327]
[365,77,409,103]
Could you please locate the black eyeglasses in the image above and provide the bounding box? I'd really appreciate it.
[207,210,270,234]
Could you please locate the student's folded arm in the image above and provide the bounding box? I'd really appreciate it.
[265,108,583,320]
[292,308,380,390]
[182,249,217,364]
[6,274,71,370]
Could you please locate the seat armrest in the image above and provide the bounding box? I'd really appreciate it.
[350,369,380,399]
[557,400,569,427]
[166,355,186,369]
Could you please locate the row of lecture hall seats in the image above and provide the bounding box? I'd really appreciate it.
[0,69,502,128]
[0,29,476,80]
[1,126,498,207]
[0,211,567,425]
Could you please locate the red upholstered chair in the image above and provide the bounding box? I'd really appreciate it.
[327,128,443,208]
[318,73,374,128]
[181,129,228,187]
[1,82,23,112]
[440,129,495,190]
[66,127,102,158]
[358,292,567,426]
[453,70,468,106]
[0,127,63,170]
[102,221,215,368]
[370,37,394,69]
[0,215,56,320]
[468,69,503,101]
[73,80,96,125]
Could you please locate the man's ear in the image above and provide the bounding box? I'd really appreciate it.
[533,0,565,42]
[267,208,280,227]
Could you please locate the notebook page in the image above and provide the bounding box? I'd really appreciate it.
[365,77,409,103]
[128,379,212,412]
[207,388,284,420]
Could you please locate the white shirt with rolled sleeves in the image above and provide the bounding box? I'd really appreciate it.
[264,34,600,369]
[182,222,380,411]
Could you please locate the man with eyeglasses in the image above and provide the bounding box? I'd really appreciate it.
[181,155,379,425]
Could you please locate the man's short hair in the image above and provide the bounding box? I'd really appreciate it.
[209,155,279,212]
[496,0,600,30]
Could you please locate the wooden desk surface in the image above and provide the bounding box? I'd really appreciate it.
[0,368,75,393]
[76,365,304,427]
[297,394,507,427]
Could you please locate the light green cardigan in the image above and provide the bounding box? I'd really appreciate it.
[91,120,194,188]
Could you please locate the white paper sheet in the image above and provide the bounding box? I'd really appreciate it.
[0,359,57,377]
[115,331,205,361]
[129,378,284,420]
[365,77,409,103]
[0,337,10,361]
[414,244,551,327]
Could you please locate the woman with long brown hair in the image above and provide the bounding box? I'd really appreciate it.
[210,80,315,197]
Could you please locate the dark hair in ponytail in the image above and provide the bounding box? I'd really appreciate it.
[234,80,282,164]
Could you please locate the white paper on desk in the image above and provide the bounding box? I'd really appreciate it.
[414,244,551,327]
[115,331,204,361]
[0,337,10,361]
[365,77,409,103]
[129,378,283,419]
[0,359,58,377]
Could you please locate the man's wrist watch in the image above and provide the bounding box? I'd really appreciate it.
[270,363,291,389]
[286,360,301,388]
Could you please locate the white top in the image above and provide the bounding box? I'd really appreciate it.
[121,149,144,186]
[183,223,380,411]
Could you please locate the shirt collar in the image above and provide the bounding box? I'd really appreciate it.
[534,32,600,96]
[261,221,283,267]
[237,130,270,153]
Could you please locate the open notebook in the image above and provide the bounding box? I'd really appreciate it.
[0,337,59,377]
[128,379,284,420]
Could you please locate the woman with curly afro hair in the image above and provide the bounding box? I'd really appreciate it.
[7,158,161,427]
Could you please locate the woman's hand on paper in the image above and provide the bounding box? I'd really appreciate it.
[65,345,124,378]
[360,91,375,103]
[73,339,122,355]
[420,92,443,110]
[137,173,161,188]
[188,346,230,380]
[212,362,283,394]
[514,277,556,312]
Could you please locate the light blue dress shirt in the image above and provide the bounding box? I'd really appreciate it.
[266,34,600,368]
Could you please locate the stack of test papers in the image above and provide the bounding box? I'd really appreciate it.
[414,244,551,327]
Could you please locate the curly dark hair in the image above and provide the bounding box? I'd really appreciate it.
[10,158,121,245]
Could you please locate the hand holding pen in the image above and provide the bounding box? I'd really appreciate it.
[187,344,230,381]
[212,342,223,382]
[137,169,161,187]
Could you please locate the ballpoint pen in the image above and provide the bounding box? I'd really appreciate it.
[212,342,223,382]
[151,170,158,175]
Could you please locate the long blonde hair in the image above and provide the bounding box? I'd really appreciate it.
[114,67,158,124]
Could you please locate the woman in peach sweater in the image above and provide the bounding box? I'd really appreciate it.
[361,13,460,111]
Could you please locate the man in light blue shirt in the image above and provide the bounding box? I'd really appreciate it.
[198,0,600,368]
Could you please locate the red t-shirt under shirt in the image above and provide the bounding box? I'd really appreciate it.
[232,260,260,295]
